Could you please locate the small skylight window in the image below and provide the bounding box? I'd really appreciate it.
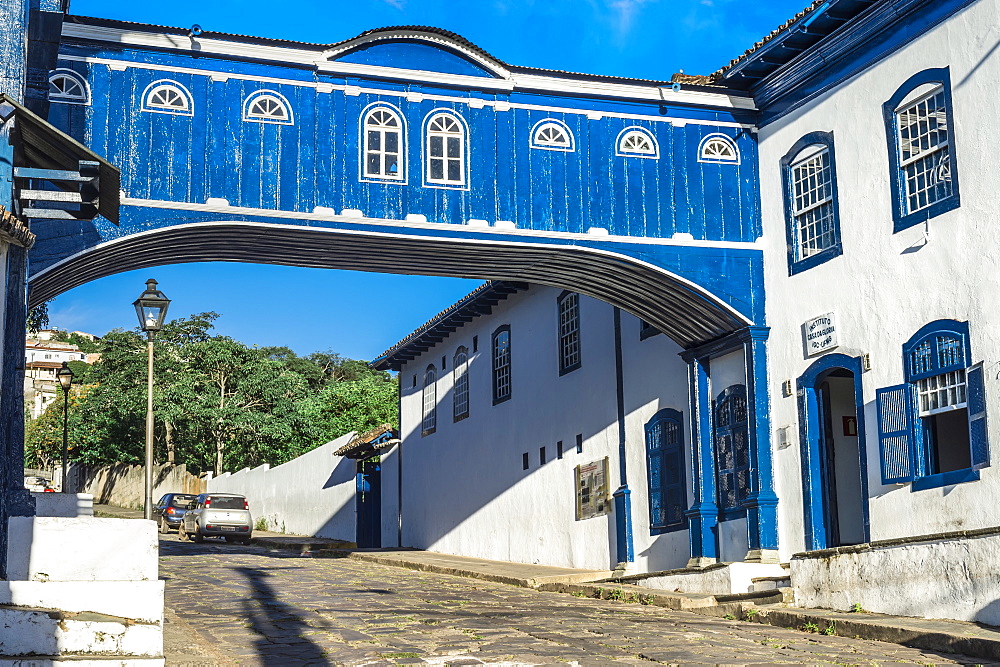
[531,120,574,152]
[617,127,659,158]
[48,69,89,105]
[699,134,740,164]
[243,91,293,125]
[141,81,193,116]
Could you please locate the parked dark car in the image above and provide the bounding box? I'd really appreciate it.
[152,493,197,534]
[179,493,253,544]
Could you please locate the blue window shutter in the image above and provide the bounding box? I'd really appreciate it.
[968,362,989,470]
[876,384,916,484]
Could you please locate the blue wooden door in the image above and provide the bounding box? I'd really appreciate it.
[356,459,381,548]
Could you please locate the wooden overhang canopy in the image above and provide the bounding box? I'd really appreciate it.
[709,0,880,91]
[0,206,35,248]
[335,424,400,460]
[0,93,120,224]
[371,281,529,372]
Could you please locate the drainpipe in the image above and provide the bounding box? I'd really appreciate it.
[611,307,634,570]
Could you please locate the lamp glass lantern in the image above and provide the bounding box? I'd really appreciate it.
[56,361,74,392]
[133,279,171,333]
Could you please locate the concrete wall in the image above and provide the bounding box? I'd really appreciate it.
[398,286,712,572]
[80,463,206,510]
[758,0,1000,559]
[209,432,400,545]
[792,529,1000,625]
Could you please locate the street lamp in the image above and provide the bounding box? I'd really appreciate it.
[56,361,74,493]
[133,279,171,520]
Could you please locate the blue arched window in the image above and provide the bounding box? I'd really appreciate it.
[877,320,988,490]
[882,68,960,232]
[714,384,750,514]
[424,111,467,187]
[361,104,405,183]
[645,408,687,532]
[781,131,842,275]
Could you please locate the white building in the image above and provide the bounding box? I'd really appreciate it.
[23,337,90,419]
[374,0,1000,626]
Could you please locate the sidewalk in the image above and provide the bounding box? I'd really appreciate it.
[97,503,1000,662]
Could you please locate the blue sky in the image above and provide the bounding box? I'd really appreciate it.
[50,0,805,360]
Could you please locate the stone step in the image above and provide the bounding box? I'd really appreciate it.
[750,575,792,592]
[0,605,162,658]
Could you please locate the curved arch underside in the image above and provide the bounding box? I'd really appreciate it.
[28,222,753,350]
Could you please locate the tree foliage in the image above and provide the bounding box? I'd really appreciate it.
[24,313,397,474]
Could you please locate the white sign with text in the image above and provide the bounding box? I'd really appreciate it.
[803,312,839,357]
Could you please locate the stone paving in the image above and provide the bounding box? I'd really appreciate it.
[157,533,978,666]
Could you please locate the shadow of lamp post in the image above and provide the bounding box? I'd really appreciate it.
[56,361,74,493]
[133,279,171,520]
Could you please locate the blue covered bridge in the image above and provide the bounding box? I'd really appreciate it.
[32,16,764,349]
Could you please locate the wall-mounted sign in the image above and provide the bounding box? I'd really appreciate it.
[575,457,610,520]
[802,312,839,357]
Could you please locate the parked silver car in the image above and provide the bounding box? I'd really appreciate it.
[178,493,253,544]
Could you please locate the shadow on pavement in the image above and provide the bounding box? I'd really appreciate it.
[236,565,331,665]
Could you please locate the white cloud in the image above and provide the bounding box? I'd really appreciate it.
[606,0,658,39]
[376,0,406,9]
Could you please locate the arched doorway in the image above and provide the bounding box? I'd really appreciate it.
[797,353,869,551]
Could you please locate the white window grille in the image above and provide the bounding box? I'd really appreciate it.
[791,146,836,260]
[896,85,952,214]
[558,293,581,373]
[244,92,292,124]
[453,348,469,420]
[48,70,89,105]
[422,366,437,435]
[617,128,658,158]
[531,120,573,151]
[364,108,403,180]
[917,370,967,416]
[426,113,465,185]
[699,134,740,164]
[142,82,192,115]
[493,329,511,402]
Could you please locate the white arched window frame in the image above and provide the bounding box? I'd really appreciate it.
[140,80,194,116]
[616,127,659,159]
[424,111,468,188]
[422,365,437,436]
[698,133,741,164]
[48,68,90,105]
[360,104,406,183]
[242,90,293,125]
[530,119,575,152]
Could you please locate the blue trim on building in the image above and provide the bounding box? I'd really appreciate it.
[684,356,718,563]
[796,353,871,551]
[753,0,979,126]
[612,306,634,565]
[882,67,960,233]
[780,131,843,276]
[911,467,979,491]
[742,327,778,555]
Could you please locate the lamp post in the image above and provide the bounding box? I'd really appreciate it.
[56,361,74,492]
[133,279,171,520]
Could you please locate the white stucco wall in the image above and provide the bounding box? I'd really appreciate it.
[759,0,1000,560]
[208,432,400,545]
[398,285,733,572]
[792,530,1000,625]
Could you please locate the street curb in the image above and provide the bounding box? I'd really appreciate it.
[346,551,544,588]
[692,603,1000,662]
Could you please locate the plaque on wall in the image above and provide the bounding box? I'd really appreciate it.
[802,312,839,357]
[575,457,610,520]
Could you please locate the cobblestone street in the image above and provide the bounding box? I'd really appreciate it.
[158,533,975,666]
